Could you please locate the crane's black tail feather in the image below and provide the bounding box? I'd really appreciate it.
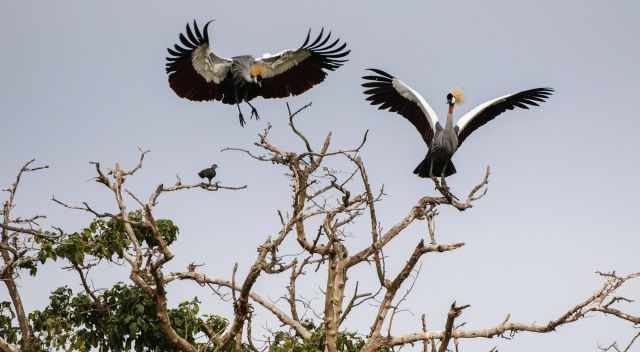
[413,154,456,178]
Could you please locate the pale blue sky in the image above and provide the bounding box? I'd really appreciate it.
[2,1,639,350]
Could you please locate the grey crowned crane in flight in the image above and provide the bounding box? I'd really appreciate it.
[362,68,554,178]
[166,20,350,126]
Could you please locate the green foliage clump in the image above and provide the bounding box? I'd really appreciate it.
[0,301,19,346]
[268,321,391,352]
[1,211,385,351]
[29,284,230,351]
[30,211,179,274]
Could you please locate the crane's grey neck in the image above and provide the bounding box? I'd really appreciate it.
[445,105,455,130]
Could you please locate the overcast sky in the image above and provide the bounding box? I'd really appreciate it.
[2,1,639,351]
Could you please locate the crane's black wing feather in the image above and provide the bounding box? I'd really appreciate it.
[455,88,554,146]
[256,29,350,99]
[361,69,437,146]
[165,20,238,103]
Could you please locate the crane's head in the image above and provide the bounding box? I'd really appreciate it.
[447,88,464,114]
[446,89,465,113]
[249,63,266,86]
[446,89,465,105]
[211,164,218,169]
[446,93,454,105]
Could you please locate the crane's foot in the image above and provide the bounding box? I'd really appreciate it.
[443,185,460,201]
[250,107,260,121]
[236,104,246,127]
[435,176,460,201]
[237,112,247,127]
[247,102,260,121]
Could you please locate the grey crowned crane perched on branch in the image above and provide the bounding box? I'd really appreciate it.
[165,20,350,126]
[362,68,554,178]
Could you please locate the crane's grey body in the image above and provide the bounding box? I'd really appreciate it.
[418,112,459,177]
[229,55,256,85]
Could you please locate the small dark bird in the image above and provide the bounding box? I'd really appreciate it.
[165,20,350,126]
[198,164,218,184]
[362,68,554,178]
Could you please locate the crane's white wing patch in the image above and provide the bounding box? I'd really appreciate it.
[392,78,440,130]
[192,45,231,84]
[455,94,509,132]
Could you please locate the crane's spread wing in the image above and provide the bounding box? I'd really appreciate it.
[454,88,554,146]
[254,28,350,99]
[165,20,234,102]
[361,69,440,146]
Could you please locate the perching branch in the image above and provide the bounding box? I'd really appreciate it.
[56,148,247,352]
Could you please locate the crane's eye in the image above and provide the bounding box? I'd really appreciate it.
[256,75,263,82]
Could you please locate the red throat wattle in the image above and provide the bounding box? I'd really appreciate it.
[448,104,454,114]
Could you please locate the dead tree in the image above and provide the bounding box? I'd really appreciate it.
[2,103,639,351]
[170,103,640,351]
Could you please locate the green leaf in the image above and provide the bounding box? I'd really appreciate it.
[128,322,137,336]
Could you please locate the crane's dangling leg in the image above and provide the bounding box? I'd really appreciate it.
[236,103,246,127]
[246,101,260,121]
[234,88,246,127]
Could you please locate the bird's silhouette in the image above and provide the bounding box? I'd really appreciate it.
[198,164,218,184]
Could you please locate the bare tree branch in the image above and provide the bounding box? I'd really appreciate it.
[592,306,640,324]
[1,159,48,351]
[0,337,15,352]
[438,302,470,352]
[380,271,640,348]
[166,271,312,340]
